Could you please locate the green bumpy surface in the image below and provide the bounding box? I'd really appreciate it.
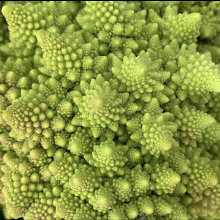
[0,1,220,220]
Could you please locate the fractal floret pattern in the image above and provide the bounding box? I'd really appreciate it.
[0,1,220,220]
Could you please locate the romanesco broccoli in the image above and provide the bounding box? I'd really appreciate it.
[0,1,220,220]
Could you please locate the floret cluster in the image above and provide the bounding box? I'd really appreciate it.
[0,1,220,220]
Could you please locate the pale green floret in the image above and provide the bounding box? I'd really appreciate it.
[172,45,220,98]
[72,74,132,137]
[137,196,154,216]
[161,7,201,44]
[68,127,95,155]
[150,163,181,195]
[88,186,116,213]
[152,195,172,216]
[112,51,170,100]
[84,139,128,177]
[108,206,128,220]
[69,164,102,199]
